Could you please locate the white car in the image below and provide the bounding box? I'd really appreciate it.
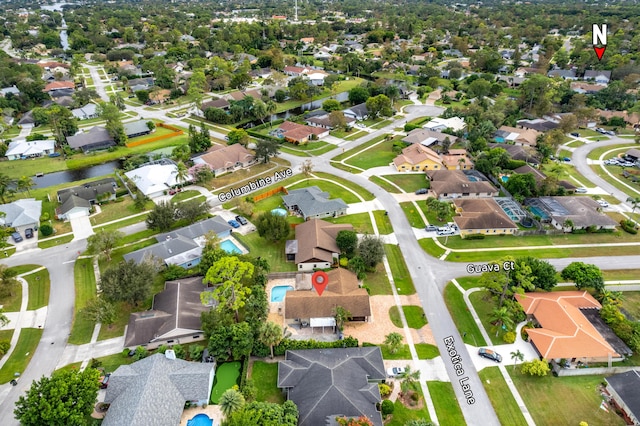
[575,187,588,193]
[597,200,609,208]
[386,367,406,377]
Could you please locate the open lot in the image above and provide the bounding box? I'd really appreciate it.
[479,367,528,426]
[381,174,429,193]
[250,361,285,404]
[345,138,401,170]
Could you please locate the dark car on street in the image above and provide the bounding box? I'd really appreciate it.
[478,347,502,363]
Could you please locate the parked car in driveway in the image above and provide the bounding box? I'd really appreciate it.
[235,216,248,225]
[570,132,580,137]
[597,200,609,208]
[478,348,502,363]
[415,188,428,195]
[386,366,406,377]
[24,228,34,238]
[425,225,437,232]
[436,227,455,236]
[575,187,588,193]
[11,232,22,243]
[227,219,240,228]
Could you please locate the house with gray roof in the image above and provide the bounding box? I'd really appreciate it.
[0,199,42,232]
[103,352,214,426]
[0,85,20,97]
[71,103,99,120]
[156,216,232,244]
[56,178,117,220]
[605,370,640,425]
[278,347,385,426]
[282,186,348,221]
[124,277,212,348]
[5,139,55,160]
[56,195,91,221]
[343,103,369,121]
[66,126,115,152]
[526,196,618,231]
[124,235,202,269]
[124,120,152,138]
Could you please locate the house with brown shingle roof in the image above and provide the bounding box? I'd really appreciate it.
[277,121,329,144]
[428,170,498,200]
[393,144,443,172]
[284,268,371,328]
[494,126,540,146]
[402,128,458,147]
[516,291,631,363]
[192,144,256,177]
[288,219,352,271]
[43,81,75,92]
[452,198,517,238]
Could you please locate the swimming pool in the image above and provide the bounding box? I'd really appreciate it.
[501,176,509,183]
[271,208,288,217]
[187,413,213,426]
[271,285,294,302]
[467,176,480,182]
[220,239,242,254]
[502,206,519,221]
[530,206,549,220]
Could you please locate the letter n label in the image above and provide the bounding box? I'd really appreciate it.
[592,24,607,46]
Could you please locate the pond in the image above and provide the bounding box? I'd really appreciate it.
[32,160,121,189]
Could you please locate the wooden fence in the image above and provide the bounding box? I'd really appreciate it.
[125,123,184,148]
[253,186,288,202]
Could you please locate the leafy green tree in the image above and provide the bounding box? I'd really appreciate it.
[220,388,245,417]
[336,230,358,259]
[0,264,19,299]
[490,306,515,336]
[322,99,342,112]
[348,86,370,105]
[333,306,351,332]
[187,70,207,107]
[86,229,124,261]
[561,262,605,293]
[100,260,157,306]
[224,400,298,426]
[99,102,127,145]
[145,200,177,231]
[329,110,347,130]
[365,94,392,118]
[176,199,209,224]
[256,211,290,242]
[505,173,537,202]
[518,257,557,291]
[520,359,550,377]
[110,93,125,111]
[357,234,385,270]
[254,139,280,163]
[82,297,116,326]
[227,128,250,146]
[135,90,150,103]
[384,332,403,354]
[14,368,100,426]
[204,256,254,322]
[347,256,366,280]
[259,321,284,359]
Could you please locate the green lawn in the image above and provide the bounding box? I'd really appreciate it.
[373,210,393,234]
[363,263,392,295]
[621,291,640,320]
[381,174,429,193]
[445,244,640,262]
[380,344,412,359]
[331,134,390,162]
[369,176,401,193]
[455,276,482,290]
[97,300,131,341]
[91,197,154,226]
[509,367,625,426]
[10,265,41,275]
[251,361,285,404]
[591,164,640,198]
[427,381,465,426]
[587,144,634,161]
[386,383,431,426]
[0,330,13,343]
[416,343,440,359]
[0,328,43,384]
[418,238,446,258]
[69,258,97,345]
[38,234,74,249]
[443,283,487,347]
[312,172,375,201]
[326,213,374,234]
[288,180,361,204]
[210,361,242,404]
[479,367,528,426]
[400,202,425,228]
[24,268,50,310]
[1,155,69,180]
[389,305,428,329]
[345,139,399,170]
[384,244,417,295]
[421,201,454,227]
[234,233,297,272]
[91,351,135,373]
[469,290,503,345]
[0,278,22,312]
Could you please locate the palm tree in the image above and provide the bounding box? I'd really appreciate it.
[490,306,514,337]
[259,321,284,359]
[399,365,421,395]
[510,349,524,368]
[599,289,624,307]
[218,388,245,417]
[384,332,404,354]
[333,305,351,332]
[175,161,189,187]
[16,176,35,197]
[627,197,640,213]
[0,173,15,203]
[266,99,277,128]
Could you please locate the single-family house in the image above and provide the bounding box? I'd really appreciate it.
[393,143,443,172]
[43,81,75,93]
[199,98,230,113]
[282,187,348,221]
[605,371,640,425]
[56,195,92,221]
[156,216,232,245]
[343,103,369,121]
[570,82,606,94]
[278,347,385,426]
[516,118,559,132]
[124,277,213,348]
[128,77,154,92]
[124,120,152,139]
[287,218,352,271]
[441,149,474,170]
[625,148,640,162]
[277,121,329,144]
[423,117,466,133]
[452,198,518,238]
[494,126,540,146]
[192,144,256,177]
[487,143,540,165]
[583,70,611,85]
[428,170,498,200]
[56,178,117,220]
[17,111,35,129]
[0,86,20,97]
[0,199,42,232]
[5,139,55,160]
[597,110,640,127]
[124,161,193,198]
[102,352,214,426]
[304,113,356,130]
[283,66,307,77]
[66,126,115,152]
[515,291,631,363]
[402,128,459,147]
[526,196,618,230]
[124,235,201,268]
[547,69,577,80]
[71,103,99,120]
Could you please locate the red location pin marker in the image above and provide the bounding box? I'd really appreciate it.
[311,271,329,296]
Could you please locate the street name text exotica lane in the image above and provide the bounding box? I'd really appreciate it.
[444,336,476,405]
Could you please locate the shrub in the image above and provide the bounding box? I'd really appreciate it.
[620,219,638,234]
[156,344,168,354]
[273,337,359,357]
[339,257,348,267]
[40,212,50,221]
[378,383,391,397]
[381,399,394,415]
[133,346,148,360]
[163,264,189,280]
[404,123,421,132]
[241,379,257,402]
[40,224,53,237]
[520,359,550,376]
[172,344,185,359]
[464,234,485,240]
[189,344,205,361]
[502,331,516,343]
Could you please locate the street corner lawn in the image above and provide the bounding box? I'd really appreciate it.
[389,305,427,328]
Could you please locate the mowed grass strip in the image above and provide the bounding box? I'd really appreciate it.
[373,210,393,234]
[416,343,439,359]
[418,238,446,258]
[288,179,361,203]
[0,328,43,384]
[313,172,375,201]
[381,174,429,193]
[400,202,425,228]
[330,133,390,162]
[369,176,401,193]
[251,361,285,404]
[478,367,528,426]
[427,381,465,426]
[363,263,392,295]
[345,139,398,169]
[389,305,427,329]
[25,268,50,310]
[443,283,487,347]
[445,244,640,262]
[384,244,417,295]
[69,258,97,345]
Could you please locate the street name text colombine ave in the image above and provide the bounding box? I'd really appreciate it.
[466,261,515,274]
[218,169,293,202]
[444,336,476,405]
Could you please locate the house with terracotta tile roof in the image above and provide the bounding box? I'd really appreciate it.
[393,143,443,172]
[43,81,75,92]
[452,198,517,238]
[192,144,256,177]
[277,121,329,144]
[287,218,352,271]
[442,149,474,170]
[515,291,632,363]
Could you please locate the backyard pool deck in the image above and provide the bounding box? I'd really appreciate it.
[180,406,223,426]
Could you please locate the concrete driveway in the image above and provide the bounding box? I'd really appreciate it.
[70,215,95,240]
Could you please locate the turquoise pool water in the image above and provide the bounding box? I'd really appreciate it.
[501,176,509,183]
[187,413,213,426]
[530,206,549,219]
[220,239,242,254]
[271,208,288,216]
[271,285,294,302]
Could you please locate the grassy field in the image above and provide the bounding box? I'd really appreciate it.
[68,258,97,345]
[210,361,242,404]
[312,172,375,201]
[386,384,431,426]
[288,179,361,203]
[469,290,503,345]
[445,244,640,262]
[427,381,466,426]
[373,210,393,234]
[381,174,429,193]
[384,244,416,295]
[416,343,440,359]
[363,263,392,296]
[400,202,425,228]
[443,283,487,347]
[621,291,640,320]
[251,361,285,404]
[24,268,50,310]
[509,367,625,425]
[330,133,390,162]
[389,305,427,328]
[418,238,447,258]
[91,352,136,373]
[326,213,374,234]
[234,232,297,272]
[345,139,399,170]
[0,328,43,384]
[479,367,528,426]
[369,176,401,193]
